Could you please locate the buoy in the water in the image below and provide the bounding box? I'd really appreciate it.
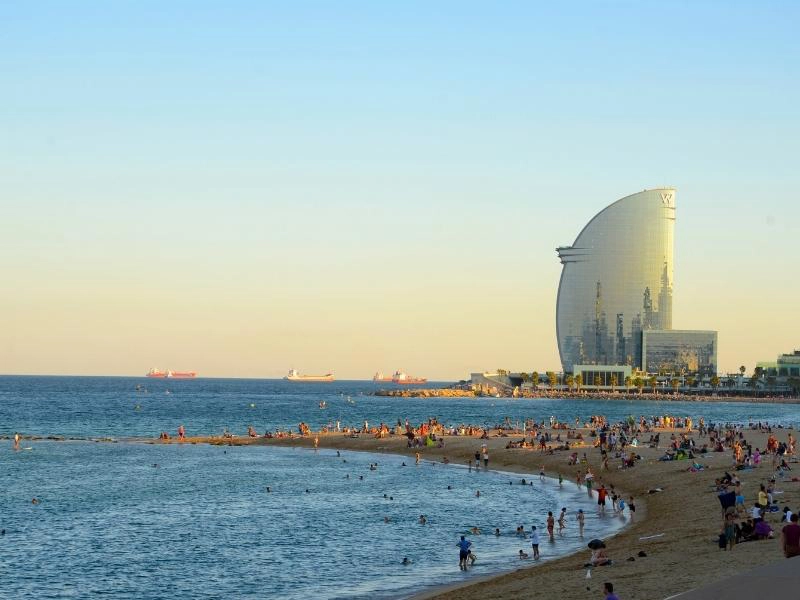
[249,403,256,408]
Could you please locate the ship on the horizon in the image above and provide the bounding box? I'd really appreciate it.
[146,368,197,379]
[285,369,334,383]
[372,372,394,383]
[384,370,427,385]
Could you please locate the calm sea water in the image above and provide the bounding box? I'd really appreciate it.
[2,376,799,599]
[2,376,798,440]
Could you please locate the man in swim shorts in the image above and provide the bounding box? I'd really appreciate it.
[547,512,555,541]
[597,484,607,513]
[457,536,472,570]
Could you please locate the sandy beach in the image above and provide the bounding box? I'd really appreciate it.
[154,424,800,600]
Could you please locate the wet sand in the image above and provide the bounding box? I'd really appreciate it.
[157,428,799,600]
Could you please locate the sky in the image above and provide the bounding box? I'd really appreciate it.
[1,1,798,379]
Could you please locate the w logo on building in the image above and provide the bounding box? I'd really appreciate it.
[661,191,674,206]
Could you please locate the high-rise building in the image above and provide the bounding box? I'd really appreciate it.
[556,188,676,372]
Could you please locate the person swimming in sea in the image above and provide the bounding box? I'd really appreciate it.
[419,515,427,525]
[401,557,412,565]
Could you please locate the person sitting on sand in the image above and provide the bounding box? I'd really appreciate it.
[754,519,773,540]
[589,548,611,566]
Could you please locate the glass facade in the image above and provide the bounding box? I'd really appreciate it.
[556,189,675,372]
[573,365,632,387]
[641,330,718,376]
[758,351,800,378]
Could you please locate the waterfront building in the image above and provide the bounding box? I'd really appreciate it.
[572,364,632,388]
[556,188,676,372]
[757,350,800,378]
[641,330,718,376]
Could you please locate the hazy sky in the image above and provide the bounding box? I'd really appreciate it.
[1,1,798,379]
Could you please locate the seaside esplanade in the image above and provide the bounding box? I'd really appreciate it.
[556,188,676,372]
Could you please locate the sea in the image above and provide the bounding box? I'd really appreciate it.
[2,376,799,599]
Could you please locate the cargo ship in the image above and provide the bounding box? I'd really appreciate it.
[285,369,334,383]
[146,368,197,379]
[372,372,394,383]
[390,371,427,385]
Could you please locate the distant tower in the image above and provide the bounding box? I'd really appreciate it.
[556,188,676,371]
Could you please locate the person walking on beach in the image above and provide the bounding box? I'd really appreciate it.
[577,508,585,537]
[457,536,473,570]
[474,451,481,470]
[558,507,567,535]
[482,447,489,470]
[781,513,800,558]
[530,525,540,559]
[603,582,620,600]
[547,511,555,541]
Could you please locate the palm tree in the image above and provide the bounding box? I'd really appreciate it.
[610,374,618,392]
[624,375,632,393]
[670,378,680,394]
[574,373,583,392]
[547,371,558,389]
[520,372,530,383]
[531,371,539,390]
[710,375,720,390]
[686,376,696,389]
[648,375,658,394]
[634,376,644,394]
[565,374,575,391]
[739,365,746,378]
[593,374,602,388]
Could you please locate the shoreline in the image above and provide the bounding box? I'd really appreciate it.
[151,427,797,600]
[9,424,800,599]
[374,389,800,404]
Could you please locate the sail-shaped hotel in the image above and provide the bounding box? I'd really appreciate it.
[556,189,716,376]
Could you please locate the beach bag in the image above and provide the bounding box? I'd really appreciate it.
[718,533,727,549]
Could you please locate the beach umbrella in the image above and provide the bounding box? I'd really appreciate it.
[587,539,606,550]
